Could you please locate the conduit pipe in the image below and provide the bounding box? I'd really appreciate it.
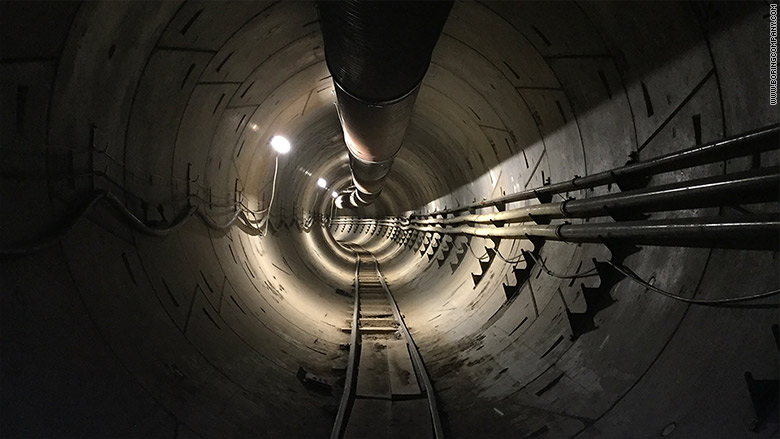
[411,167,780,225]
[317,1,453,207]
[416,124,779,217]
[401,215,780,250]
[330,215,780,250]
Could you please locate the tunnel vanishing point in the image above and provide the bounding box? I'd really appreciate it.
[1,1,779,438]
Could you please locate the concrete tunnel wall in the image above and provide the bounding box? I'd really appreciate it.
[1,1,777,438]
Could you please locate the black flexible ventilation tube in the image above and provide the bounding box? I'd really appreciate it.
[317,0,453,207]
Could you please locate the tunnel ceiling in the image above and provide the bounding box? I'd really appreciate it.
[1,1,778,439]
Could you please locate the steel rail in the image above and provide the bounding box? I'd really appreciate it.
[413,124,779,218]
[372,254,445,439]
[410,167,780,226]
[330,252,361,439]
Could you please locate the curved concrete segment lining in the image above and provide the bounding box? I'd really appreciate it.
[0,1,777,439]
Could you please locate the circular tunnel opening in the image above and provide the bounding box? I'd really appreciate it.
[1,2,778,439]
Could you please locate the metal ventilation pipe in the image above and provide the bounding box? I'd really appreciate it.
[317,1,453,207]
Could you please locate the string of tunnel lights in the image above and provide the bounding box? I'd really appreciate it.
[269,135,342,231]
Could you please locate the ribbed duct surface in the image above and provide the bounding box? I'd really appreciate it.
[318,1,453,206]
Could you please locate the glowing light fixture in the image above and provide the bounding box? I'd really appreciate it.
[270,135,291,154]
[317,178,327,188]
[331,191,339,198]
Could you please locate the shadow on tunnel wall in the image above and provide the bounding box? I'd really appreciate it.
[377,1,767,216]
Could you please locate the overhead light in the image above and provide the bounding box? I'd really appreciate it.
[317,178,327,188]
[331,191,339,198]
[270,135,291,154]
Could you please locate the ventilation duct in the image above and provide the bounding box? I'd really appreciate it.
[317,0,453,207]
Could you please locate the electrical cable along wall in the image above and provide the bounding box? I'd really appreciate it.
[332,124,780,293]
[1,2,778,439]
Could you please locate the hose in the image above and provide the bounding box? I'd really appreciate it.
[608,261,780,305]
[493,246,525,264]
[526,251,598,279]
[1,190,267,257]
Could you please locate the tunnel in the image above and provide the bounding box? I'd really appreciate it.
[1,1,779,438]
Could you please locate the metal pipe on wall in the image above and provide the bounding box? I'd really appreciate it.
[317,1,453,207]
[415,124,779,217]
[411,167,780,225]
[401,215,780,250]
[330,215,780,250]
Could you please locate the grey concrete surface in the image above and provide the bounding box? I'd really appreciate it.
[1,1,777,438]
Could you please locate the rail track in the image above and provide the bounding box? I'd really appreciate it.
[330,246,444,439]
